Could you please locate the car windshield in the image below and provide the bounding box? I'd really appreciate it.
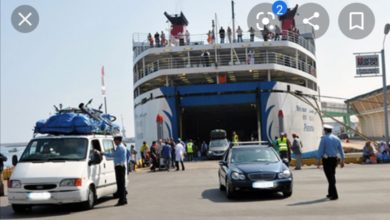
[209,139,228,148]
[230,147,279,163]
[19,138,88,162]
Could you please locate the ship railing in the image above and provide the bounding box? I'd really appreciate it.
[133,51,316,83]
[132,30,316,59]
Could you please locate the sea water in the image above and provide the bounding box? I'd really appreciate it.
[0,145,26,168]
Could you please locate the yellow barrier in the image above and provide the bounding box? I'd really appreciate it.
[289,153,363,167]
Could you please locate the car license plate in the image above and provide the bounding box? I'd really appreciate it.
[28,192,51,200]
[252,181,274,189]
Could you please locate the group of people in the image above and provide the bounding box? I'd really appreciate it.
[147,25,301,48]
[208,26,243,44]
[362,141,390,164]
[147,30,191,47]
[139,138,209,172]
[272,132,303,170]
[147,31,167,48]
[207,25,297,44]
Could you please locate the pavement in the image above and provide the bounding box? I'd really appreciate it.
[1,161,390,220]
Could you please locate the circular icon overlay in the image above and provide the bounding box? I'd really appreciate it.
[295,3,329,39]
[247,3,280,38]
[272,1,288,16]
[11,5,39,33]
[338,3,375,40]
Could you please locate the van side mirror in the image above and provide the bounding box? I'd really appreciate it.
[88,157,98,166]
[88,151,102,166]
[12,155,18,166]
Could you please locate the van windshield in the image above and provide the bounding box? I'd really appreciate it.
[209,139,228,148]
[19,138,88,162]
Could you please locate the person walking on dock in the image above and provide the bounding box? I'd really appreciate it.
[170,139,176,168]
[232,131,239,145]
[101,135,128,206]
[201,141,208,159]
[317,125,345,200]
[291,133,303,170]
[140,141,149,167]
[175,140,185,171]
[161,141,172,171]
[129,145,137,172]
[272,136,279,153]
[278,132,291,166]
[186,139,194,161]
[150,141,159,172]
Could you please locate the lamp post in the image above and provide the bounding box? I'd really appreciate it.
[231,0,236,43]
[382,23,390,147]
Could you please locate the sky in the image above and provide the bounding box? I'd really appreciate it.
[1,0,389,143]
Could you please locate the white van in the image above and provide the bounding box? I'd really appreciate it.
[8,135,119,213]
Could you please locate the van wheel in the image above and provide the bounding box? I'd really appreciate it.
[82,186,96,210]
[12,204,31,213]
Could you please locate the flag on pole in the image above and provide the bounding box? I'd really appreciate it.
[101,66,106,96]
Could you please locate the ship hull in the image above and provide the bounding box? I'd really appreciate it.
[134,81,322,158]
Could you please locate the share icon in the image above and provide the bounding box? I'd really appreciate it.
[303,12,320,31]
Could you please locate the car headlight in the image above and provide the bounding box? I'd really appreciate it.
[60,178,82,187]
[231,171,246,180]
[278,169,291,179]
[8,180,22,188]
[208,151,213,155]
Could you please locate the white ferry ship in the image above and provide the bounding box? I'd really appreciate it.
[132,8,322,158]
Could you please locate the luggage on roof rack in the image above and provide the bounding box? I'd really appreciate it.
[34,102,120,135]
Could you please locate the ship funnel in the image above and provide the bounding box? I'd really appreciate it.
[164,11,189,39]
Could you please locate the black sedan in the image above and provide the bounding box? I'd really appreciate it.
[218,144,293,199]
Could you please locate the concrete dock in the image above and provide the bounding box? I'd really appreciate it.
[1,161,389,220]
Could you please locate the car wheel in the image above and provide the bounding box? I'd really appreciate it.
[225,179,235,199]
[219,180,226,191]
[218,173,226,191]
[282,190,292,198]
[12,204,31,213]
[82,186,96,210]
